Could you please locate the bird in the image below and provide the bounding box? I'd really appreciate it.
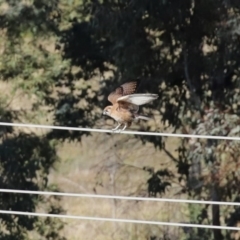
[103,81,158,131]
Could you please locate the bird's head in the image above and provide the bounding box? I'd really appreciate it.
[103,106,112,116]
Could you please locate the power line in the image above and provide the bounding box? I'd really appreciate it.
[0,122,239,231]
[0,210,239,231]
[1,189,240,206]
[0,122,239,140]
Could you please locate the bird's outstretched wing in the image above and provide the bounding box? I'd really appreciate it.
[108,81,138,105]
[117,94,158,106]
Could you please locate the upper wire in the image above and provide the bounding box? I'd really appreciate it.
[0,122,239,140]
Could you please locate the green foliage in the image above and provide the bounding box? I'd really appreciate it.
[0,0,60,37]
[183,204,212,240]
[178,109,240,239]
[0,132,66,239]
[58,0,240,136]
[0,0,66,239]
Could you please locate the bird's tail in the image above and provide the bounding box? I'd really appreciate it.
[135,115,152,121]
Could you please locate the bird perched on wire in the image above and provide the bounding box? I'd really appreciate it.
[103,81,158,131]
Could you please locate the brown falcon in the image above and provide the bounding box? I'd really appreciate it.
[103,81,158,131]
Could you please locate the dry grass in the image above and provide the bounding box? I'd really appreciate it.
[49,133,188,239]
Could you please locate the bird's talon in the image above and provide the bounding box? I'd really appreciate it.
[111,123,122,132]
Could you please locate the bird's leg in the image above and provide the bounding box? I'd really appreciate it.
[121,124,127,131]
[118,122,130,132]
[112,123,122,131]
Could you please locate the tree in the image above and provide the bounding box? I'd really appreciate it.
[58,0,240,239]
[0,132,66,240]
[179,108,240,240]
[0,0,66,239]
